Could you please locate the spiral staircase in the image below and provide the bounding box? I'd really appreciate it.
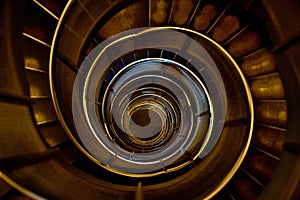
[0,0,300,199]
